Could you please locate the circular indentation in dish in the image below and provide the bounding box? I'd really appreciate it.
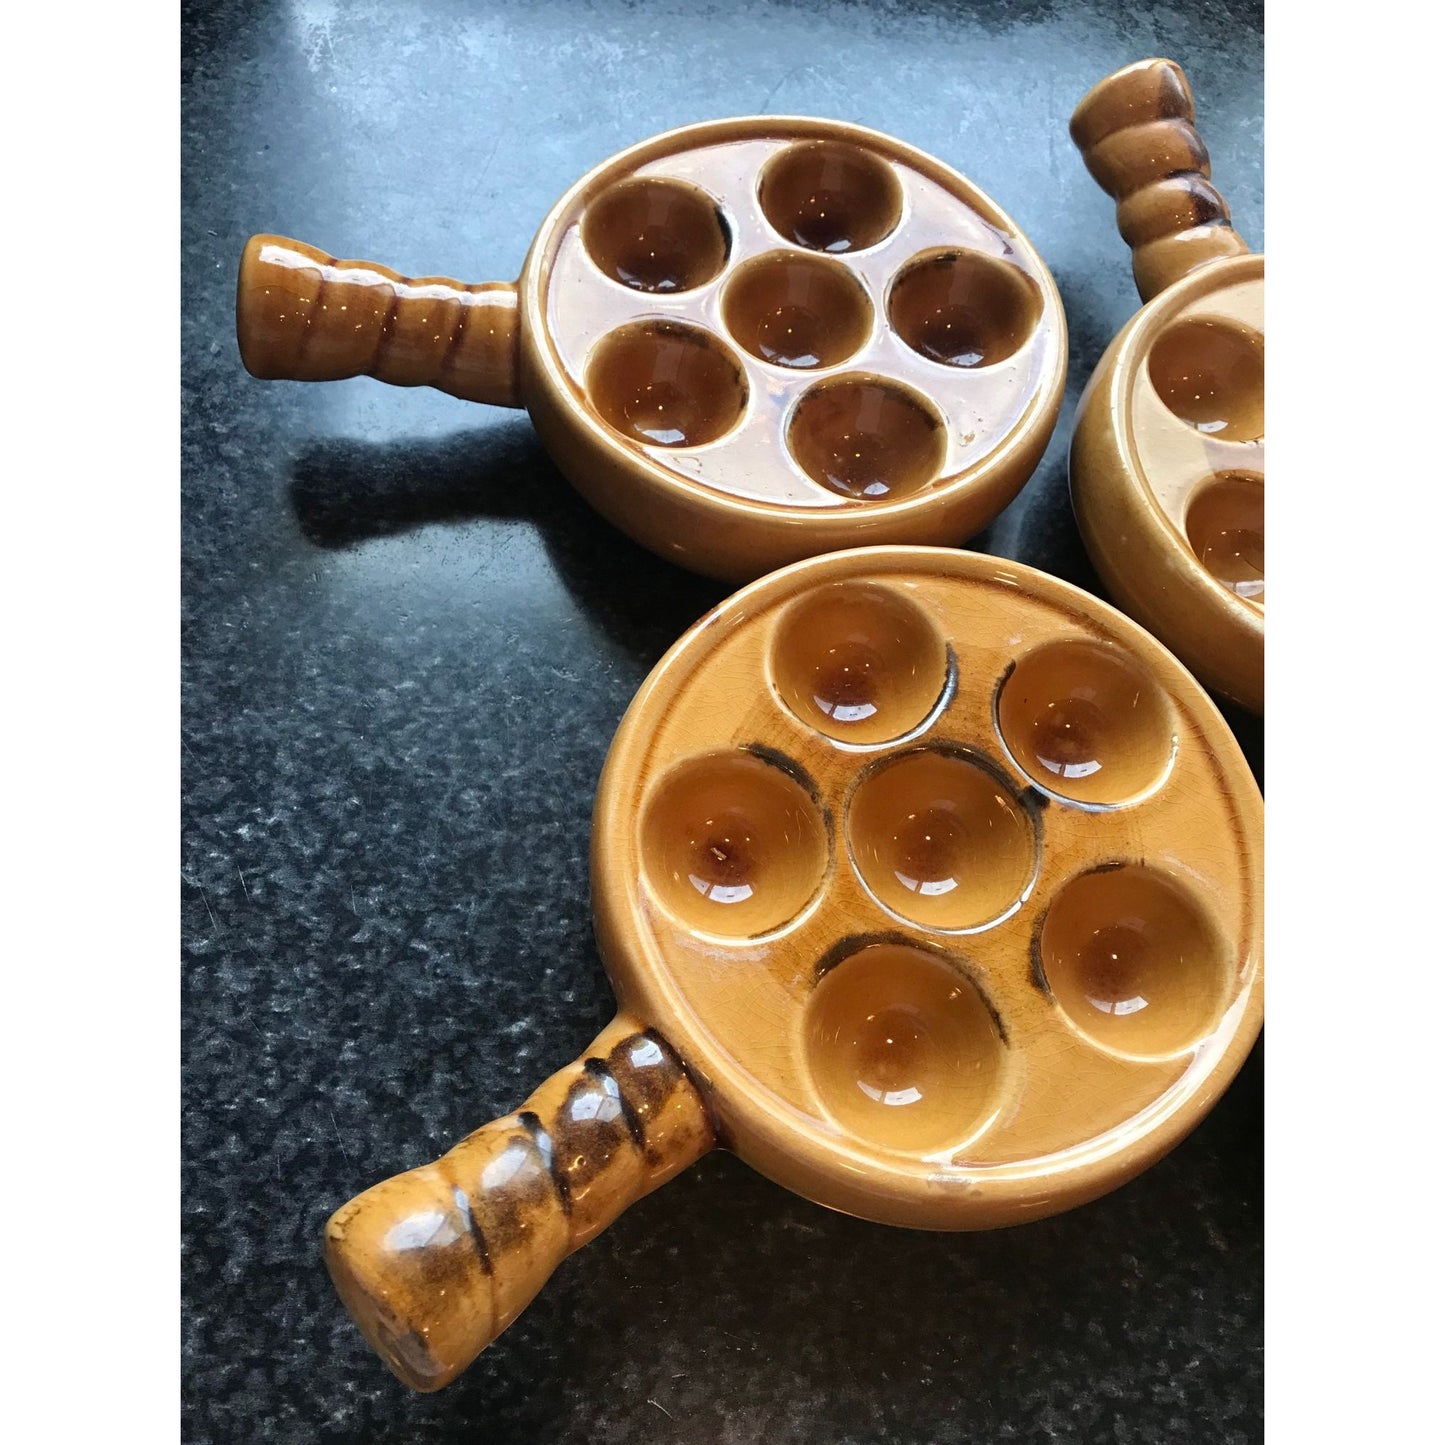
[721,251,873,369]
[805,943,1004,1153]
[996,640,1175,807]
[848,750,1036,929]
[770,583,948,744]
[757,141,904,254]
[786,375,945,501]
[1039,864,1231,1058]
[887,248,1042,367]
[1147,317,1264,441]
[579,176,730,294]
[640,751,828,936]
[587,321,748,448]
[1186,471,1264,606]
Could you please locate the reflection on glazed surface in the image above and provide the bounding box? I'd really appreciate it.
[771,581,949,744]
[1123,270,1265,595]
[587,320,748,447]
[888,247,1044,368]
[1031,696,1109,781]
[804,943,1004,1153]
[1039,863,1231,1058]
[757,140,905,253]
[580,176,731,294]
[323,1014,713,1392]
[1147,317,1263,442]
[599,555,1261,1191]
[640,749,829,937]
[847,749,1037,930]
[545,133,1061,506]
[786,375,946,500]
[722,251,873,369]
[1187,472,1264,605]
[996,638,1175,807]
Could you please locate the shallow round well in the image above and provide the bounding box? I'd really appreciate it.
[888,248,1042,367]
[1186,471,1264,605]
[786,374,945,501]
[587,320,748,448]
[848,749,1036,929]
[722,251,873,369]
[580,176,730,294]
[770,582,947,744]
[1038,864,1231,1057]
[757,141,903,254]
[996,639,1174,807]
[805,943,1005,1154]
[639,750,828,936]
[1147,317,1264,441]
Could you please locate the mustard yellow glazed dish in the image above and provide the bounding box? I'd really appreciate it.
[323,546,1263,1391]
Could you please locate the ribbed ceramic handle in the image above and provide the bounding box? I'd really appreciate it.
[324,1015,715,1392]
[236,234,522,406]
[1070,58,1251,302]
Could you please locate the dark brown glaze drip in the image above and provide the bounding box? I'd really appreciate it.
[506,1026,711,1243]
[1028,909,1054,999]
[584,1056,649,1151]
[518,1110,573,1217]
[467,1130,558,1259]
[1116,174,1231,245]
[451,1186,495,1276]
[741,742,824,804]
[550,1071,638,1201]
[323,1019,714,1392]
[605,1030,686,1143]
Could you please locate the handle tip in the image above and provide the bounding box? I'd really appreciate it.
[235,232,320,381]
[324,1174,483,1393]
[1069,57,1192,151]
[1069,56,1251,300]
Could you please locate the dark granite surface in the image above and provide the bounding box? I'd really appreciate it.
[181,2,1263,1440]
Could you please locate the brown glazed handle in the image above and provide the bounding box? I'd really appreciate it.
[324,1015,715,1391]
[1069,58,1251,302]
[236,234,522,407]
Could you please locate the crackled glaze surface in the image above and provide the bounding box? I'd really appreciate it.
[594,547,1262,1227]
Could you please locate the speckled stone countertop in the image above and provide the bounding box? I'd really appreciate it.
[182,2,1264,1440]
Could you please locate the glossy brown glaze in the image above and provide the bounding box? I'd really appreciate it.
[785,375,947,501]
[325,1014,713,1391]
[887,247,1043,367]
[237,236,520,406]
[1068,61,1264,711]
[540,130,1061,527]
[329,547,1262,1394]
[721,251,874,369]
[1069,58,1249,302]
[579,176,731,293]
[237,118,1067,580]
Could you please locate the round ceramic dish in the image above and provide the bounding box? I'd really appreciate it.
[237,117,1067,580]
[323,546,1263,1392]
[1068,59,1264,711]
